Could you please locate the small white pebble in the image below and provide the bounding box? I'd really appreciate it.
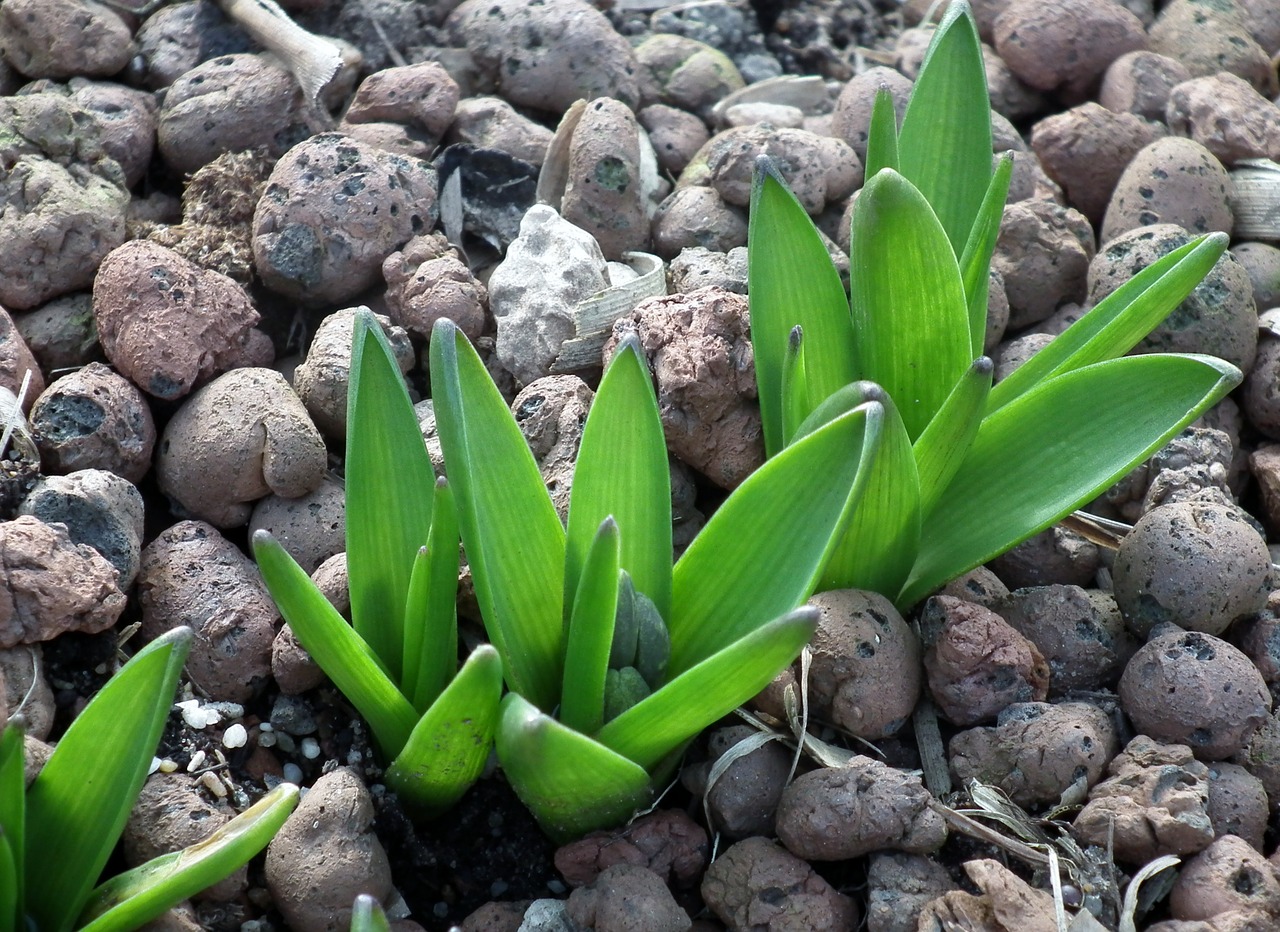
[258,722,274,732]
[177,699,207,730]
[222,723,248,749]
[257,730,277,748]
[148,757,162,775]
[282,762,304,784]
[187,749,206,772]
[203,709,222,727]
[157,758,179,773]
[300,737,321,760]
[200,771,227,797]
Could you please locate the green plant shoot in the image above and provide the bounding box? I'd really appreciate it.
[429,319,881,840]
[0,628,299,932]
[747,0,1241,608]
[254,311,502,816]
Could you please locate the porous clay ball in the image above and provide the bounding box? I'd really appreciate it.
[555,809,708,890]
[1101,137,1234,244]
[93,240,266,400]
[1073,735,1215,864]
[1165,73,1280,167]
[1205,764,1269,851]
[137,521,277,703]
[1112,501,1270,638]
[448,97,555,168]
[565,863,690,932]
[343,62,460,146]
[1244,334,1280,440]
[0,306,44,410]
[70,79,160,189]
[253,134,439,306]
[683,725,791,839]
[0,0,132,80]
[446,0,640,114]
[701,836,858,930]
[29,362,156,483]
[248,477,345,577]
[1232,242,1280,311]
[133,1,254,90]
[991,198,1094,330]
[830,66,913,163]
[802,589,921,740]
[921,596,1050,727]
[949,701,1120,807]
[987,526,1100,590]
[651,186,747,258]
[997,585,1135,693]
[1030,102,1166,227]
[1088,224,1257,372]
[514,375,593,520]
[638,104,710,177]
[633,34,745,123]
[992,0,1146,96]
[1098,51,1192,121]
[158,54,311,176]
[1148,0,1276,96]
[156,368,327,528]
[1169,835,1280,921]
[1119,627,1270,760]
[560,98,651,260]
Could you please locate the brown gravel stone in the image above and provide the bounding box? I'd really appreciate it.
[0,0,132,80]
[1171,834,1280,920]
[1099,50,1192,121]
[1101,137,1234,243]
[344,62,460,143]
[917,859,1061,931]
[701,835,859,930]
[1148,0,1277,96]
[565,863,691,932]
[993,0,1147,96]
[554,809,708,889]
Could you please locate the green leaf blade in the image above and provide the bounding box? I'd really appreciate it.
[346,310,436,682]
[896,1,992,255]
[565,338,671,621]
[863,86,901,180]
[24,627,192,932]
[901,354,1242,607]
[253,531,418,756]
[405,478,461,713]
[351,895,393,932]
[597,610,817,772]
[913,356,993,520]
[0,724,24,927]
[849,169,973,440]
[668,403,874,675]
[958,154,1013,356]
[561,519,621,736]
[986,233,1230,414]
[76,783,300,932]
[495,694,652,843]
[429,320,566,711]
[385,645,503,816]
[749,159,858,457]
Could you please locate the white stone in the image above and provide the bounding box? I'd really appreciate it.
[222,723,248,748]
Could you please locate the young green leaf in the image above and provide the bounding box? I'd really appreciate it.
[863,86,900,180]
[900,354,1242,606]
[986,233,1230,414]
[560,518,622,736]
[253,531,417,756]
[351,895,393,932]
[346,309,435,682]
[913,356,994,520]
[958,154,1013,356]
[23,627,192,932]
[384,645,503,816]
[0,723,23,928]
[780,326,809,448]
[429,319,566,711]
[565,337,671,621]
[75,783,300,932]
[849,168,973,440]
[896,0,991,255]
[749,157,857,457]
[403,478,461,713]
[820,387,921,596]
[495,693,653,842]
[596,609,817,772]
[668,402,877,675]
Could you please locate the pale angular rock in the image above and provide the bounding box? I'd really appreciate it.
[265,768,394,932]
[917,859,1061,932]
[489,206,609,386]
[0,515,125,649]
[156,368,327,528]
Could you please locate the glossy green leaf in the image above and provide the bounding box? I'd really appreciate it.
[253,531,417,756]
[896,0,991,255]
[566,337,671,620]
[495,693,652,842]
[958,154,1013,356]
[430,319,565,711]
[346,309,435,682]
[76,783,300,932]
[385,645,503,816]
[561,519,621,736]
[780,326,809,447]
[913,356,993,520]
[0,723,23,928]
[597,609,817,772]
[863,86,900,180]
[404,478,460,713]
[351,895,393,932]
[900,354,1242,606]
[849,169,972,440]
[749,158,857,457]
[668,403,876,675]
[24,627,192,932]
[987,233,1230,414]
[820,387,921,596]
